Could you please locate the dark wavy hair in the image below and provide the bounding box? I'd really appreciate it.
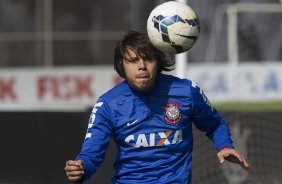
[114,31,175,78]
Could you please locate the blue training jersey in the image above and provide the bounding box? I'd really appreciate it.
[75,74,234,184]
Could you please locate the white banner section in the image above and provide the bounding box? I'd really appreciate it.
[186,63,282,102]
[0,66,122,111]
[0,63,281,111]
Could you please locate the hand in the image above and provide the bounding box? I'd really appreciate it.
[65,160,85,181]
[217,148,250,171]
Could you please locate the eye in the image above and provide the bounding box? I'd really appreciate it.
[146,59,156,63]
[126,57,139,63]
[142,55,156,63]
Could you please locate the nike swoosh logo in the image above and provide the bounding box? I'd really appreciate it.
[175,34,198,41]
[127,119,139,126]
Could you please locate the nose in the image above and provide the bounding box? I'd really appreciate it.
[138,59,147,70]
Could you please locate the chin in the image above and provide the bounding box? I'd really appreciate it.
[139,83,153,91]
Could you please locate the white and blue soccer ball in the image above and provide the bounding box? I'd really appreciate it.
[147,1,200,54]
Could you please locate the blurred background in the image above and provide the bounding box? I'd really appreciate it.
[0,0,282,184]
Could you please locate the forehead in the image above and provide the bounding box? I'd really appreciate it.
[124,48,137,59]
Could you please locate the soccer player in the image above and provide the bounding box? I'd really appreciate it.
[65,31,249,184]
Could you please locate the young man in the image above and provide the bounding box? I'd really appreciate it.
[65,31,249,184]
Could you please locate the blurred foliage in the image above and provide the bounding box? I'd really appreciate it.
[214,101,282,112]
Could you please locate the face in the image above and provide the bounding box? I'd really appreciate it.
[123,48,158,92]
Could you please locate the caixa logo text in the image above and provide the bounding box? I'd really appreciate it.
[125,130,182,148]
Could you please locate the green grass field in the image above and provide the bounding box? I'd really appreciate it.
[214,101,282,112]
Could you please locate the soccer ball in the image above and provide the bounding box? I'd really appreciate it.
[147,1,200,54]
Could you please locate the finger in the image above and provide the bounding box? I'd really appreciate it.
[66,160,84,168]
[66,160,80,166]
[236,153,243,163]
[67,170,85,177]
[217,152,225,164]
[240,157,250,170]
[229,153,249,170]
[64,165,83,172]
[76,160,84,169]
[229,151,243,163]
[67,175,83,181]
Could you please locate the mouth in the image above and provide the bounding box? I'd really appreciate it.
[136,73,150,81]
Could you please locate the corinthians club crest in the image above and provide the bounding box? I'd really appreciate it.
[162,100,182,125]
